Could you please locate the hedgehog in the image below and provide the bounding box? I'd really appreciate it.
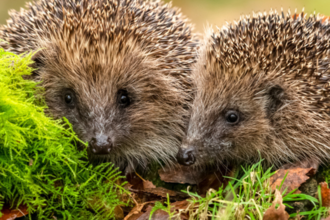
[0,0,198,171]
[176,10,330,169]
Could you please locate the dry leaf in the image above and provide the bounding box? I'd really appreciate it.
[269,167,315,194]
[126,173,146,190]
[114,205,124,220]
[197,169,235,195]
[134,206,153,220]
[159,164,209,184]
[136,206,169,220]
[142,187,189,201]
[263,189,289,220]
[170,200,190,211]
[125,212,144,220]
[158,164,235,195]
[0,205,28,220]
[143,180,156,189]
[126,173,156,190]
[170,200,191,220]
[320,182,330,207]
[124,201,156,220]
[158,164,233,187]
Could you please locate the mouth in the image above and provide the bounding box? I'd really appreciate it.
[86,150,113,164]
[90,147,112,155]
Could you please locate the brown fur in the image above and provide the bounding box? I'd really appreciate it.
[0,0,198,170]
[179,10,330,168]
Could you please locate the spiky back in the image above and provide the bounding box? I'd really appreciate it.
[205,10,330,115]
[1,0,197,83]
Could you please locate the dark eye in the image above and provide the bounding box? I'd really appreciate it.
[63,90,75,108]
[225,111,239,124]
[65,94,73,104]
[118,89,130,107]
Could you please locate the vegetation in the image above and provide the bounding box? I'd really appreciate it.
[0,47,127,219]
[151,160,329,220]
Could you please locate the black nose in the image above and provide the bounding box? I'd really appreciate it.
[89,137,112,155]
[177,147,196,166]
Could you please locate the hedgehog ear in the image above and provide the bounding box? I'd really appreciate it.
[266,84,285,117]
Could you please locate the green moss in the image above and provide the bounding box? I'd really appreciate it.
[0,48,127,219]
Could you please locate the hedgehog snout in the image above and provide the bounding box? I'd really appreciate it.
[89,136,113,155]
[176,146,196,166]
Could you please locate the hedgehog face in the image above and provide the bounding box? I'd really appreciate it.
[31,37,188,170]
[177,68,286,166]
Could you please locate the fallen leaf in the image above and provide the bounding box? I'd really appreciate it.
[126,173,146,190]
[143,180,156,189]
[159,164,209,184]
[320,182,330,207]
[134,172,156,190]
[146,210,169,220]
[125,211,144,220]
[136,206,169,220]
[159,164,233,186]
[126,173,156,190]
[134,206,153,220]
[269,167,315,194]
[137,200,192,220]
[159,164,234,195]
[124,201,156,220]
[125,173,161,205]
[170,200,191,220]
[127,178,188,204]
[263,189,290,220]
[142,187,189,200]
[170,200,190,211]
[114,205,124,220]
[0,204,28,220]
[197,169,235,195]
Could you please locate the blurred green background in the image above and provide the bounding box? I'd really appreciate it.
[1,0,330,32]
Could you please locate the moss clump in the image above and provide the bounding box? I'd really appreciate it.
[0,48,127,219]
